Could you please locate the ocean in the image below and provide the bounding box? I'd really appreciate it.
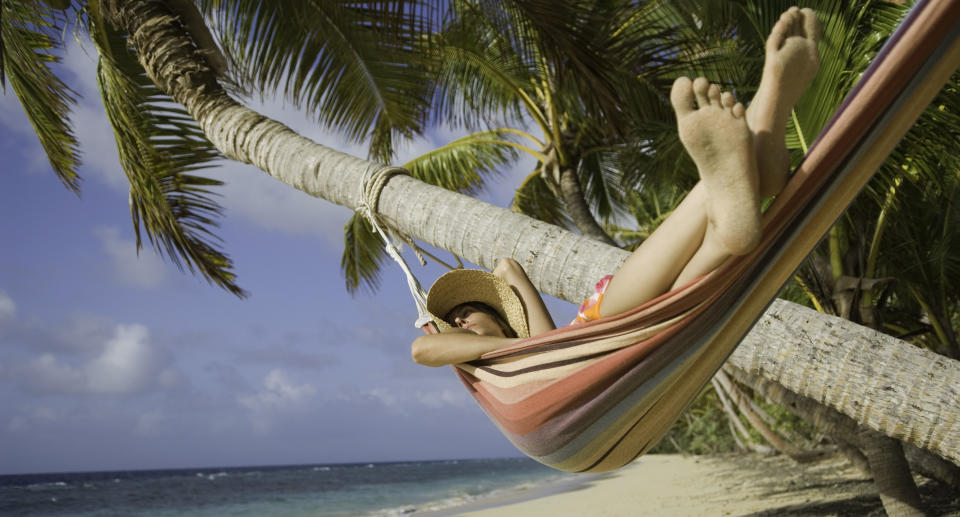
[0,458,576,516]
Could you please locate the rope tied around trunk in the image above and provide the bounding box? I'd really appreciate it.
[357,165,444,328]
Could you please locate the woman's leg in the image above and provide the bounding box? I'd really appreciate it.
[599,79,758,317]
[597,8,821,317]
[748,7,821,197]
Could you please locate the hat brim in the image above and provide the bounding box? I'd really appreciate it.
[426,269,529,338]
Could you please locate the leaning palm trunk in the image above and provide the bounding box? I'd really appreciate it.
[106,0,960,468]
[730,299,960,467]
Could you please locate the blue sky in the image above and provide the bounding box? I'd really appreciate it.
[0,38,576,475]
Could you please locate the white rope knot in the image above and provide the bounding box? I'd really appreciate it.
[360,166,429,267]
[358,165,433,328]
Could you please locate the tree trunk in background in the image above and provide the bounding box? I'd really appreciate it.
[712,377,775,455]
[558,166,617,246]
[860,431,926,517]
[109,0,960,470]
[903,444,960,492]
[714,369,819,462]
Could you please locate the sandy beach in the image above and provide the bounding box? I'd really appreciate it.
[430,453,960,517]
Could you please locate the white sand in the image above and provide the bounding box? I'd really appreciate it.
[454,453,881,517]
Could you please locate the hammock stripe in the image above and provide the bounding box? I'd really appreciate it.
[453,0,960,473]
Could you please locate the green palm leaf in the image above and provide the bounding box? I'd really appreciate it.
[512,171,571,229]
[341,212,389,294]
[579,149,627,222]
[89,5,243,297]
[1,0,81,191]
[403,130,522,193]
[197,0,432,163]
[429,10,536,131]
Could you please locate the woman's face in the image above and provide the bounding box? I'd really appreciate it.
[446,304,506,337]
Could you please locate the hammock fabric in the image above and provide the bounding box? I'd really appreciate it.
[438,0,960,473]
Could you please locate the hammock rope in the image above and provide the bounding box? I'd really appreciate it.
[357,165,434,329]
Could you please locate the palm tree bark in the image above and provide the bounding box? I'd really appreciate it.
[106,0,960,469]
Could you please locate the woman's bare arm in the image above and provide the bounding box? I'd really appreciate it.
[493,258,556,336]
[411,328,519,367]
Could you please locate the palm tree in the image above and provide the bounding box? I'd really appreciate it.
[4,3,959,510]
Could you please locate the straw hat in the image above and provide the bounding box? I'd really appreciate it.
[426,269,529,338]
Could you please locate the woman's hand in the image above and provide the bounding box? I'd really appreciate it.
[491,257,556,337]
[493,257,523,283]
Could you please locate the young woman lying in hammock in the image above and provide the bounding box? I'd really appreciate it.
[413,7,820,367]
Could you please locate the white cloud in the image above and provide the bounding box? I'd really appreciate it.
[86,324,155,394]
[0,290,15,320]
[333,385,469,415]
[238,369,317,412]
[238,369,318,434]
[59,38,130,190]
[366,387,400,409]
[95,226,167,289]
[22,323,162,395]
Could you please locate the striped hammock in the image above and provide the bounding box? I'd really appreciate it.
[446,0,960,473]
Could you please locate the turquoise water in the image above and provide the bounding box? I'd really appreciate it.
[1,458,571,516]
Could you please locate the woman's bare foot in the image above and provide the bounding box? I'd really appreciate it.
[747,7,821,197]
[672,77,761,256]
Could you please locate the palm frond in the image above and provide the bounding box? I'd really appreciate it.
[511,170,571,228]
[88,6,244,297]
[428,11,535,131]
[878,178,960,353]
[606,181,686,252]
[402,129,522,194]
[619,119,697,192]
[198,0,433,163]
[579,149,626,222]
[473,0,645,124]
[1,0,81,191]
[341,212,389,294]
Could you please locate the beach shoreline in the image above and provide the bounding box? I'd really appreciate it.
[418,453,960,517]
[417,471,604,517]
